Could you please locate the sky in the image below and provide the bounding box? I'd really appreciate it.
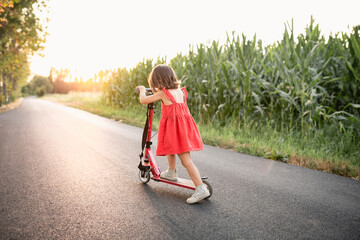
[29,0,360,80]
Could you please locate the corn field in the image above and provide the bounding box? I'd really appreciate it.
[103,19,360,138]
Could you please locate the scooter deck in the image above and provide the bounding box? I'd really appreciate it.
[152,176,196,190]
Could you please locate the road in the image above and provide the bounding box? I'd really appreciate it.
[0,97,359,240]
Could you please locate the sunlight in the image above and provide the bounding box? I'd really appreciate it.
[29,0,360,80]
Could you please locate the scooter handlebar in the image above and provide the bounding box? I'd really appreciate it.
[135,87,153,95]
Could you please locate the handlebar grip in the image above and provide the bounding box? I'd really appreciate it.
[135,87,153,95]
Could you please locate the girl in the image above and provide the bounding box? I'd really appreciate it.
[136,64,210,204]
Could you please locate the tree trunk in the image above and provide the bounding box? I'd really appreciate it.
[1,74,7,106]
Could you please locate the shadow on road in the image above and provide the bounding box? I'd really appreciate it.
[136,183,215,239]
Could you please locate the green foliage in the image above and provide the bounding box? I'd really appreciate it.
[21,84,30,96]
[0,0,48,102]
[29,75,52,95]
[35,85,46,97]
[103,19,359,132]
[0,94,4,106]
[46,91,360,178]
[102,58,166,107]
[102,18,359,167]
[172,19,360,134]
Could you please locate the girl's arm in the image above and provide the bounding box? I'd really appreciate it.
[137,86,162,105]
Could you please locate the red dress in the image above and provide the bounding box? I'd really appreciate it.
[156,87,204,156]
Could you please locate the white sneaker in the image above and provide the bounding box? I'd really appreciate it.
[160,169,178,181]
[186,184,210,204]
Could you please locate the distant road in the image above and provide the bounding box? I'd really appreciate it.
[0,98,359,239]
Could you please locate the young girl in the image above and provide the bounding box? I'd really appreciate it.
[136,64,210,204]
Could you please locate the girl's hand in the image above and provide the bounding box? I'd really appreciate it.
[136,86,146,94]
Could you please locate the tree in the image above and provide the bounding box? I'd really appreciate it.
[0,0,13,27]
[0,0,48,103]
[30,75,52,96]
[49,67,71,94]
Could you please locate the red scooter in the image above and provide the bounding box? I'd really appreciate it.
[136,88,213,197]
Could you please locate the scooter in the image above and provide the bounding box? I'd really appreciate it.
[136,88,213,197]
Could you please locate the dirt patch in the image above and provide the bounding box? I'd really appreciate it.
[0,98,23,114]
[288,154,360,180]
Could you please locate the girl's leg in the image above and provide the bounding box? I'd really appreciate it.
[161,154,177,181]
[167,154,176,170]
[178,152,202,187]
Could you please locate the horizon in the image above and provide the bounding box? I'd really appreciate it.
[29,0,360,81]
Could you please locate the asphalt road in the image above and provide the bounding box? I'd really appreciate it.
[0,98,359,240]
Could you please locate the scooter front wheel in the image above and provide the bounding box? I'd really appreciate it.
[139,169,150,184]
[202,180,213,199]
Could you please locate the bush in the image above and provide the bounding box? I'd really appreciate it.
[0,95,4,106]
[35,86,46,97]
[30,75,53,95]
[21,84,30,96]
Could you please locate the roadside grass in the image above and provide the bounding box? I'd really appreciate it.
[44,92,150,127]
[43,92,360,180]
[199,123,360,180]
[0,98,23,114]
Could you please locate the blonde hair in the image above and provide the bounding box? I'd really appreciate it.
[148,65,180,91]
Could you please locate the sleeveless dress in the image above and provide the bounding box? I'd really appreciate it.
[156,87,204,156]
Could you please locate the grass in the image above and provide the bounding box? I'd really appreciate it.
[44,92,150,127]
[0,98,23,113]
[43,92,360,180]
[199,122,360,180]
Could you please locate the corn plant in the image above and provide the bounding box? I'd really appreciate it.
[102,19,359,141]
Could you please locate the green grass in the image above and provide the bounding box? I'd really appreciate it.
[199,122,360,179]
[43,92,360,180]
[44,92,151,127]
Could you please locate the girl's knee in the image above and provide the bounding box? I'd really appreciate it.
[167,154,176,160]
[178,152,190,158]
[178,152,193,168]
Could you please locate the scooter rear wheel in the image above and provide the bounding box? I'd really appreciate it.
[139,169,150,184]
[202,180,213,199]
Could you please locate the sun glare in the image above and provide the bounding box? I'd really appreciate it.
[29,0,360,82]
